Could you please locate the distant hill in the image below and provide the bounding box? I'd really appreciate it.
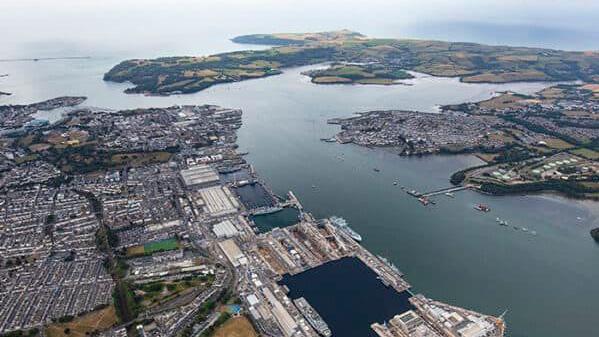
[104,30,599,95]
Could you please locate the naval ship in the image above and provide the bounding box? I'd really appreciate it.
[293,297,332,337]
[329,216,362,242]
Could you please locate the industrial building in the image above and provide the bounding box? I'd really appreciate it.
[197,186,240,217]
[218,239,247,267]
[180,164,220,187]
[212,219,240,238]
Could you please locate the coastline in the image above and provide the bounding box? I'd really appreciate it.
[3,41,599,337]
[103,31,599,96]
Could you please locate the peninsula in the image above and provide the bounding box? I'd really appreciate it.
[328,83,599,200]
[104,30,599,95]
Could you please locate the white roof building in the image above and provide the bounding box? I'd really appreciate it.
[180,164,220,187]
[218,239,246,267]
[213,219,240,238]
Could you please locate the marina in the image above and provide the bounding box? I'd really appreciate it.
[233,181,278,211]
[250,207,301,232]
[280,257,416,337]
[293,297,332,337]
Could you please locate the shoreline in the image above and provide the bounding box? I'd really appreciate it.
[325,137,599,202]
[104,31,599,96]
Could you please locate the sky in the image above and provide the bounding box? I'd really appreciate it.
[1,0,599,59]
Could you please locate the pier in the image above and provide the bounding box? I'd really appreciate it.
[409,185,470,198]
[420,186,469,198]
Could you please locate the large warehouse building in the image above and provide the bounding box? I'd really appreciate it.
[180,164,220,187]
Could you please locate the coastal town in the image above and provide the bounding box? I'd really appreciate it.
[328,110,507,155]
[0,98,505,337]
[4,0,599,332]
[327,84,599,199]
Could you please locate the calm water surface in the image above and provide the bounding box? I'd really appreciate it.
[251,207,301,233]
[281,257,415,337]
[1,1,599,336]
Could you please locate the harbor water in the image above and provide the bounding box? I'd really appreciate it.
[280,257,414,337]
[251,207,301,233]
[2,2,599,336]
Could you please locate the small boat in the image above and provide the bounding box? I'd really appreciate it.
[377,276,391,287]
[445,192,455,198]
[496,217,501,222]
[320,137,337,143]
[252,206,283,216]
[233,179,251,187]
[474,204,490,212]
[407,190,421,197]
[531,231,537,235]
[378,255,402,275]
[393,181,398,186]
[418,197,430,206]
[373,168,381,172]
[522,227,528,232]
[311,185,317,189]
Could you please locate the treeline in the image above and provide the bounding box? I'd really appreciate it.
[502,115,599,151]
[501,115,581,146]
[448,146,531,185]
[492,147,533,163]
[0,329,39,337]
[450,163,490,185]
[112,279,140,323]
[42,145,176,174]
[232,34,303,46]
[591,228,599,242]
[479,180,598,199]
[198,313,231,337]
[554,119,599,129]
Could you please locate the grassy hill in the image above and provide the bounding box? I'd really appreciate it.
[104,30,599,95]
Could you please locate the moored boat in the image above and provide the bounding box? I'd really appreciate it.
[474,203,490,212]
[329,216,362,242]
[294,297,332,337]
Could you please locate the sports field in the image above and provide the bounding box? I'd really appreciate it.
[126,238,179,256]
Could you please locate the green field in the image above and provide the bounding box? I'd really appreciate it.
[133,275,214,310]
[104,30,599,95]
[569,148,599,160]
[145,238,178,252]
[127,238,179,256]
[305,64,412,85]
